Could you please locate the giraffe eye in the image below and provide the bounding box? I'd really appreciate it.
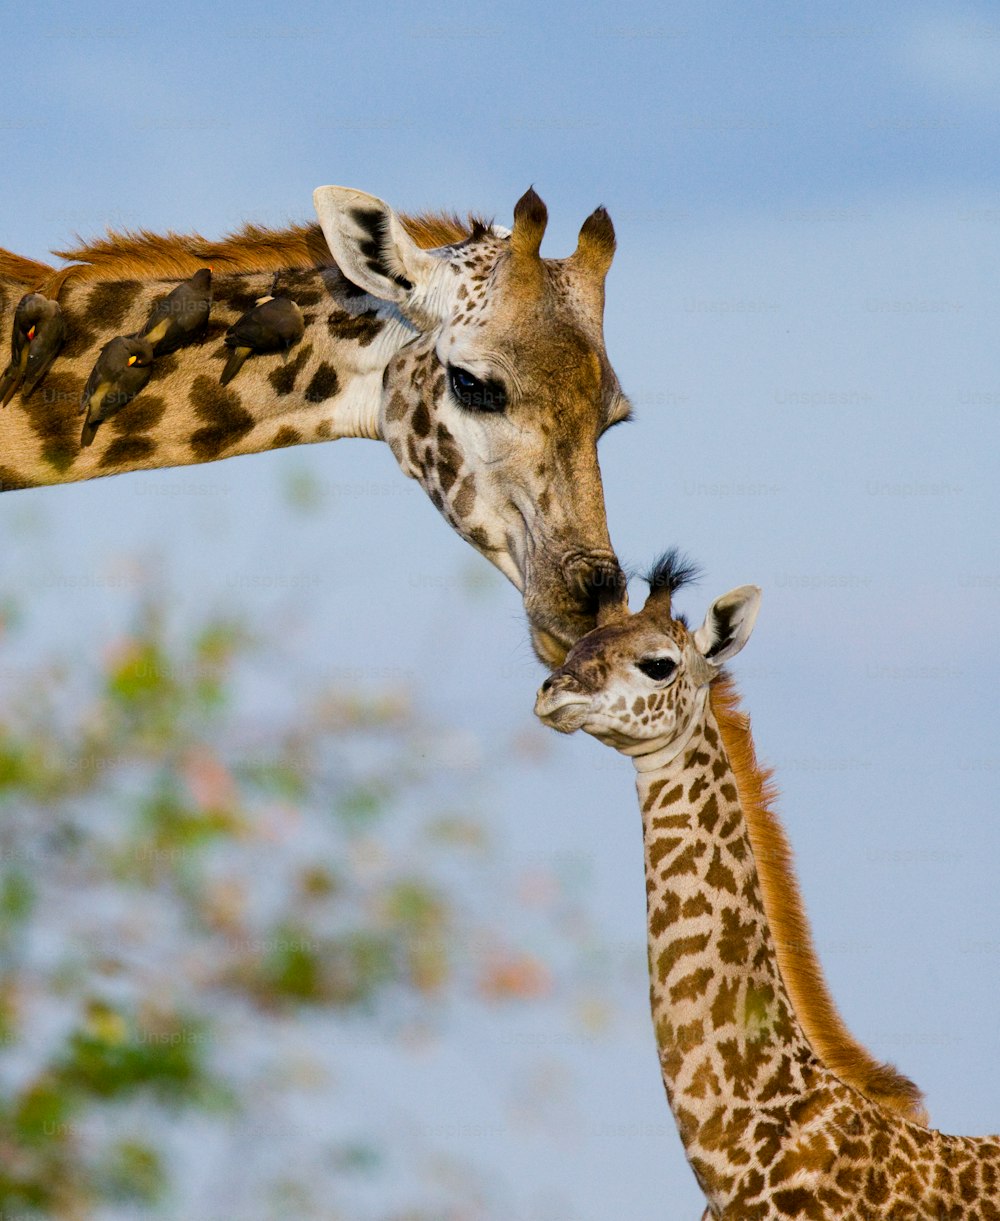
[448,365,507,413]
[636,657,677,682]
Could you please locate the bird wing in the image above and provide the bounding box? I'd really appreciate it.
[226,314,277,350]
[23,314,67,393]
[81,360,110,414]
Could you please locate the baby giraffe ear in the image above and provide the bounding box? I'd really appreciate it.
[693,585,762,664]
[313,186,443,317]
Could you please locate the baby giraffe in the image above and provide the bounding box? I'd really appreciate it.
[535,552,1000,1220]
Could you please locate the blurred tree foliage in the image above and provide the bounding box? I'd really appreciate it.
[0,589,615,1219]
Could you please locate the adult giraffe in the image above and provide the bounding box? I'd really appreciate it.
[0,187,629,664]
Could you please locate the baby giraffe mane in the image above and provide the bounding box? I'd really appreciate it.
[708,675,929,1126]
[0,212,488,298]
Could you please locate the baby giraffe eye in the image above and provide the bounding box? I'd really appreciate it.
[448,365,507,413]
[636,657,677,682]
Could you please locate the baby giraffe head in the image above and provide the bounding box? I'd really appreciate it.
[534,550,761,758]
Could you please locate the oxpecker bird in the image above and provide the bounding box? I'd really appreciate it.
[140,267,212,355]
[80,336,154,447]
[0,293,66,406]
[220,295,304,385]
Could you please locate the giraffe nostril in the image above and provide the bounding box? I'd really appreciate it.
[541,671,588,696]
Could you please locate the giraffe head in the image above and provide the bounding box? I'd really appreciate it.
[535,550,761,754]
[314,186,629,664]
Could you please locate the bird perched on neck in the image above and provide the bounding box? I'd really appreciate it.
[79,335,155,446]
[139,267,212,356]
[219,294,304,386]
[0,293,66,406]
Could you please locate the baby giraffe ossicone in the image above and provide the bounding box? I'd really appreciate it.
[535,551,1000,1220]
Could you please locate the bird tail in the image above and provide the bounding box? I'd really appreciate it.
[21,367,48,398]
[22,353,60,398]
[80,416,99,447]
[220,347,250,386]
[0,364,21,407]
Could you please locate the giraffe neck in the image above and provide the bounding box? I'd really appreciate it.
[634,701,823,1207]
[633,702,1000,1215]
[0,267,413,491]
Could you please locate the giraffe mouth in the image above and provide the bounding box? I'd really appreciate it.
[516,518,624,667]
[533,681,591,733]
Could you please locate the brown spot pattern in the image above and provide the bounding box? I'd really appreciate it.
[56,302,97,359]
[211,276,261,314]
[268,342,314,396]
[270,426,301,448]
[411,400,431,438]
[146,353,179,384]
[22,370,84,471]
[109,394,167,435]
[452,475,475,519]
[327,307,385,346]
[303,362,339,403]
[86,279,141,330]
[0,465,30,491]
[99,436,156,469]
[188,375,254,460]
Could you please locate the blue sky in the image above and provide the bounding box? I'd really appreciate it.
[3,1,1000,1216]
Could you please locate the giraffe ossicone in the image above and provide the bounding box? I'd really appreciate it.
[0,186,628,663]
[536,554,1000,1217]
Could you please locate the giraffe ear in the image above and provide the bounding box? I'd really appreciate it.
[313,186,444,318]
[693,586,761,664]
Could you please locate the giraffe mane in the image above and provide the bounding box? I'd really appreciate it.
[0,212,489,297]
[709,675,930,1126]
[0,249,58,287]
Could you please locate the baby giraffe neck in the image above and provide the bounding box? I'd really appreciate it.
[633,700,822,1208]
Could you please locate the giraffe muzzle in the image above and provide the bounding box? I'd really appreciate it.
[560,550,626,606]
[534,673,591,733]
[523,549,626,666]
